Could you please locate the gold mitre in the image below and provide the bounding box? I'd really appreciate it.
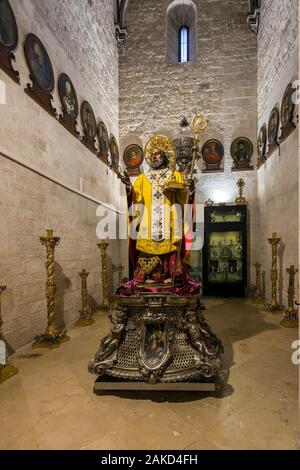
[144,135,177,170]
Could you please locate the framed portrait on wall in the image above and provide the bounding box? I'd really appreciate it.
[267,107,279,157]
[24,33,56,117]
[80,101,97,153]
[280,83,296,143]
[231,137,254,171]
[257,124,267,168]
[201,139,224,173]
[97,121,110,164]
[110,134,120,172]
[58,73,79,138]
[0,0,19,83]
[123,144,144,176]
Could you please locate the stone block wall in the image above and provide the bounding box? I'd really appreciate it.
[0,0,122,350]
[256,0,299,304]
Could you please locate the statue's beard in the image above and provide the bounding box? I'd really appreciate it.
[150,159,166,170]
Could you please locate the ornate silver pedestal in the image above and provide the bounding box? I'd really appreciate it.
[89,293,223,392]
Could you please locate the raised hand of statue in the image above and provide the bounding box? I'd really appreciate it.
[118,171,132,190]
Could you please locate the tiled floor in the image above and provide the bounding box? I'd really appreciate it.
[0,298,299,450]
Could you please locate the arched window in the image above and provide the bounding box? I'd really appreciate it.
[167,0,197,64]
[179,26,189,63]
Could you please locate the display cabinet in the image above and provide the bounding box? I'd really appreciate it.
[203,205,248,297]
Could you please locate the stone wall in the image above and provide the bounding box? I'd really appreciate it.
[119,0,258,284]
[256,0,299,304]
[0,0,122,350]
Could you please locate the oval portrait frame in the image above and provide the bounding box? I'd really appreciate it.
[98,121,110,159]
[24,33,54,92]
[281,83,295,128]
[110,134,120,169]
[81,100,97,139]
[268,107,279,145]
[257,124,267,158]
[201,139,224,165]
[58,73,78,119]
[230,137,253,163]
[0,0,18,50]
[123,144,144,170]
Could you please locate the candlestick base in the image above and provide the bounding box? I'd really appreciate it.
[96,303,110,313]
[0,363,19,384]
[32,330,70,349]
[280,309,298,328]
[252,295,265,304]
[75,316,95,327]
[264,302,285,314]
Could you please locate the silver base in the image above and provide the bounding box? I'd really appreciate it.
[94,377,216,392]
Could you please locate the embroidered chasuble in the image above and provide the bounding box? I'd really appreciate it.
[130,169,188,255]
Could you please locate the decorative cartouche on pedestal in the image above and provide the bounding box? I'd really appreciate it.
[281,265,298,328]
[75,269,95,326]
[116,264,124,287]
[253,262,265,304]
[264,233,284,313]
[33,229,69,349]
[97,240,110,311]
[235,178,247,205]
[0,286,19,384]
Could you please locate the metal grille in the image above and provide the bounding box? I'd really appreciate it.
[116,327,140,368]
[166,329,197,371]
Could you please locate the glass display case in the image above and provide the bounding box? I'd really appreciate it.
[203,205,248,297]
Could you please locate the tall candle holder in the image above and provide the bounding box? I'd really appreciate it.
[97,240,110,312]
[0,286,18,384]
[75,269,95,326]
[235,178,247,205]
[252,262,265,304]
[264,233,285,313]
[117,264,124,287]
[281,265,298,328]
[33,229,69,349]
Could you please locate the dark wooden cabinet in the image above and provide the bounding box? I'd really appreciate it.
[203,205,248,297]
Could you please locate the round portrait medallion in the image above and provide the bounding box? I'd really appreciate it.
[110,135,120,169]
[123,144,144,170]
[202,139,224,165]
[98,121,109,159]
[0,0,18,49]
[268,107,279,145]
[81,101,97,139]
[281,83,295,128]
[257,124,267,158]
[24,33,54,92]
[230,137,253,164]
[58,73,78,119]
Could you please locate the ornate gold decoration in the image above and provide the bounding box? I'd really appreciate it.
[138,255,161,276]
[190,113,209,179]
[144,135,177,171]
[75,269,95,327]
[253,262,265,304]
[281,265,298,328]
[0,285,19,384]
[265,233,285,313]
[97,240,110,311]
[33,229,69,349]
[235,178,247,204]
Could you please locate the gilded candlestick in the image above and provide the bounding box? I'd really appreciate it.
[75,269,95,326]
[117,264,124,287]
[281,265,298,328]
[265,233,284,313]
[253,262,265,304]
[235,178,247,205]
[97,240,110,311]
[0,285,18,384]
[33,229,69,349]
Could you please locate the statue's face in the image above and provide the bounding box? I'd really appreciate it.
[150,148,166,169]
